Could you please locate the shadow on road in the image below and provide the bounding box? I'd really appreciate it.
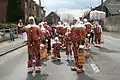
[91,51,99,55]
[99,47,120,53]
[26,73,49,80]
[66,60,75,67]
[76,73,95,80]
[51,60,64,65]
[41,59,49,67]
[26,74,34,80]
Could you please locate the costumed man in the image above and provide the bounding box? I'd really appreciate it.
[23,16,41,73]
[39,22,47,44]
[94,21,102,47]
[64,27,73,61]
[84,18,92,43]
[51,37,62,61]
[38,23,48,60]
[71,21,86,72]
[43,22,53,53]
[56,22,64,42]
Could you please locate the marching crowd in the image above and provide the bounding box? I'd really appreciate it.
[21,16,103,73]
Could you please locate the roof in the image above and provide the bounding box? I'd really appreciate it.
[93,0,120,15]
[103,0,120,5]
[105,4,120,15]
[46,12,60,18]
[103,0,120,15]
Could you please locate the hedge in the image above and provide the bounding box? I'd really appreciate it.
[0,23,18,29]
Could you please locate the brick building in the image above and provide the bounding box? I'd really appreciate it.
[0,0,8,22]
[0,0,44,22]
[20,0,41,20]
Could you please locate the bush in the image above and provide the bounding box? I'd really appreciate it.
[25,17,43,25]
[35,17,43,25]
[0,23,17,29]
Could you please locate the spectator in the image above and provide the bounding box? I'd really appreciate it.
[9,28,15,41]
[18,19,24,34]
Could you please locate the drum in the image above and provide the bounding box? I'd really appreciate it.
[40,50,48,60]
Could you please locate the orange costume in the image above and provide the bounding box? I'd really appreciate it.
[64,28,73,60]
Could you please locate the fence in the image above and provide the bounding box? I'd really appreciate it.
[0,28,18,42]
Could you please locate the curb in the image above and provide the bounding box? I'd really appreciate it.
[0,44,26,57]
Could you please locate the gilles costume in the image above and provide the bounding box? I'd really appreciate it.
[51,37,62,61]
[71,21,86,73]
[23,17,41,73]
[94,22,102,47]
[64,28,73,60]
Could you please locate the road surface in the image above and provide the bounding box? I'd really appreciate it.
[0,32,120,80]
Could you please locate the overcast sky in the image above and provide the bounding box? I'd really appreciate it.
[34,0,106,15]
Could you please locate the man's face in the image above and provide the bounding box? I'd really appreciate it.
[44,23,47,26]
[39,25,42,28]
[29,19,34,24]
[19,20,22,22]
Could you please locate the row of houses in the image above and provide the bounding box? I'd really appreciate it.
[0,0,46,22]
[44,0,120,32]
[88,0,120,32]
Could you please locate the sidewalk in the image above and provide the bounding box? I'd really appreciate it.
[0,38,26,56]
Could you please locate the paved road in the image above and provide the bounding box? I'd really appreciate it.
[0,46,94,80]
[90,32,120,80]
[0,32,120,80]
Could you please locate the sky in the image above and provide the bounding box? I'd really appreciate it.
[34,0,106,16]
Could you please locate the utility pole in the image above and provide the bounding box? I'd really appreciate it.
[101,0,104,11]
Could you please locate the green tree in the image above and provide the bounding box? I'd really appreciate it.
[84,9,91,18]
[6,0,24,23]
[34,17,43,25]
